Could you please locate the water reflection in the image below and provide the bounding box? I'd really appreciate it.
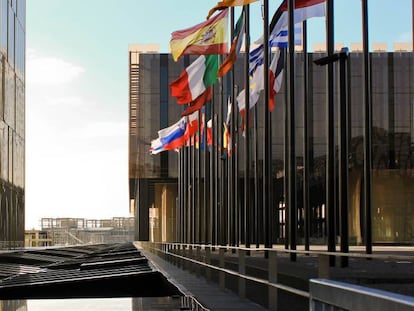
[1,297,185,311]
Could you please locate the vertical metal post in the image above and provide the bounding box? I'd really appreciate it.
[229,8,235,248]
[183,56,190,244]
[326,0,336,266]
[287,0,297,261]
[214,97,219,245]
[206,246,211,280]
[339,48,349,267]
[238,249,246,298]
[219,64,224,246]
[204,103,210,244]
[284,48,289,250]
[234,85,240,247]
[183,139,188,243]
[244,4,251,249]
[253,105,259,247]
[178,153,182,242]
[303,21,310,252]
[210,92,215,245]
[268,251,278,310]
[191,135,195,243]
[263,0,272,252]
[197,110,202,243]
[362,0,373,255]
[219,248,225,289]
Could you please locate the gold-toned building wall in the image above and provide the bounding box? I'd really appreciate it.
[0,0,25,249]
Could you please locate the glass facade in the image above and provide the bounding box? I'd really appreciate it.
[0,0,25,249]
[129,47,414,245]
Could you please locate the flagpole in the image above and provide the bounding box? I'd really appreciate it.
[234,84,240,247]
[210,87,216,245]
[253,100,259,247]
[218,57,225,246]
[228,8,235,247]
[204,104,210,244]
[179,147,183,242]
[263,0,272,252]
[362,0,373,255]
[303,20,310,252]
[326,0,336,266]
[243,4,251,250]
[182,56,190,244]
[189,136,196,243]
[197,110,202,243]
[283,47,289,250]
[339,47,350,267]
[183,133,188,244]
[192,129,196,243]
[287,0,297,261]
[214,92,219,246]
[229,8,235,248]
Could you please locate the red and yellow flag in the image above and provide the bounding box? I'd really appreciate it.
[217,9,244,77]
[207,0,259,19]
[170,9,228,61]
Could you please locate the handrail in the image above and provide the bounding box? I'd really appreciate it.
[145,241,414,262]
[141,242,310,298]
[138,241,414,310]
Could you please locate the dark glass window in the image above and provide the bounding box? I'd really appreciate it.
[160,55,168,128]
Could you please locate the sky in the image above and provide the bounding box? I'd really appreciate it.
[25,0,412,229]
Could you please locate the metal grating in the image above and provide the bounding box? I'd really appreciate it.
[0,242,182,299]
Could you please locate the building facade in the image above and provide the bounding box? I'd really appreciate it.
[129,44,414,246]
[38,217,135,246]
[0,0,25,249]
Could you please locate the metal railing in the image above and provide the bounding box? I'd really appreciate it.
[139,242,414,310]
[181,295,210,311]
[0,240,24,250]
[309,279,414,311]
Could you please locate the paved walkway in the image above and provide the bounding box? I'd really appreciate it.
[138,246,266,311]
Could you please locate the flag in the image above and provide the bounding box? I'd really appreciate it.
[225,96,232,126]
[270,0,325,48]
[237,0,325,118]
[223,122,229,150]
[206,119,213,146]
[217,9,244,77]
[199,108,209,151]
[184,110,201,146]
[184,110,200,139]
[237,47,283,124]
[237,60,264,119]
[150,118,187,154]
[170,55,218,104]
[207,0,259,19]
[251,0,324,67]
[269,48,285,112]
[270,22,303,48]
[181,87,212,117]
[170,9,229,61]
[224,98,232,156]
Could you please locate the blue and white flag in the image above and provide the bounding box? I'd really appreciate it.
[150,118,187,154]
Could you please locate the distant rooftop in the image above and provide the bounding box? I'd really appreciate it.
[128,44,160,53]
[313,42,413,52]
